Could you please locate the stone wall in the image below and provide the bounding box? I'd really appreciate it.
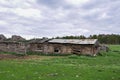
[0,34,6,41]
[0,40,100,56]
[28,43,99,55]
[29,43,44,52]
[44,43,98,55]
[10,35,26,41]
[0,42,27,54]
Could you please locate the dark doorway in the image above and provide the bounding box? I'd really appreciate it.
[54,47,61,53]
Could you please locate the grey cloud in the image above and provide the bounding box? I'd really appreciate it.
[0,0,120,39]
[82,0,119,9]
[37,0,65,8]
[78,0,120,31]
[36,0,72,9]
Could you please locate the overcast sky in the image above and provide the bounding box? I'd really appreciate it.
[0,0,120,39]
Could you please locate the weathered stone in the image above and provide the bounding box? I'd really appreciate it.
[11,35,25,41]
[0,41,27,55]
[0,34,7,41]
[99,45,109,52]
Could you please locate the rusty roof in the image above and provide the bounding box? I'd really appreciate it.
[48,39,98,45]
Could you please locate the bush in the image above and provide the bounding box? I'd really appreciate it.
[0,51,16,55]
[98,51,108,56]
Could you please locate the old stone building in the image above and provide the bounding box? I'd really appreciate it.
[29,39,100,56]
[0,35,27,54]
[46,39,100,56]
[0,34,100,56]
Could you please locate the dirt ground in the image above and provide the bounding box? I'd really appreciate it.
[0,54,19,60]
[0,54,63,60]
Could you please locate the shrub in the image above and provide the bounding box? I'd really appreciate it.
[98,51,108,56]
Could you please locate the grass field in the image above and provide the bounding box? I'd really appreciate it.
[0,45,120,80]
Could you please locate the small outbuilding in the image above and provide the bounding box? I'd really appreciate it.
[44,39,100,56]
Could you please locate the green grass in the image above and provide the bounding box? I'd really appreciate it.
[109,45,120,51]
[0,45,120,80]
[0,51,16,55]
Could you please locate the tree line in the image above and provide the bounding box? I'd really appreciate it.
[55,34,120,44]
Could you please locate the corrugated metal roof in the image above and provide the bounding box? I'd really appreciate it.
[48,39,98,44]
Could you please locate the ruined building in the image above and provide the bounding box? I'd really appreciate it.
[0,34,7,41]
[29,39,100,56]
[10,35,26,41]
[0,35,100,56]
[0,35,27,54]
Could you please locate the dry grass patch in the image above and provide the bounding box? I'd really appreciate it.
[0,54,64,60]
